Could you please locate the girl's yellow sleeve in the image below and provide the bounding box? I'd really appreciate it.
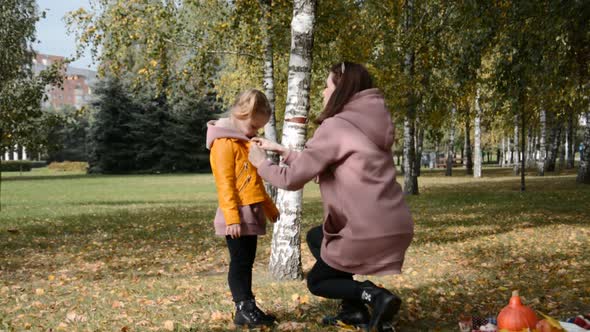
[210,139,241,225]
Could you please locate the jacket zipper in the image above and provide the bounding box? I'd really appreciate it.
[236,162,250,192]
[238,175,251,193]
[236,162,248,181]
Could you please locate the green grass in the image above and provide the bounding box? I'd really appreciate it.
[1,167,589,331]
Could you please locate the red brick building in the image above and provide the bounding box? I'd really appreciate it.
[33,53,97,109]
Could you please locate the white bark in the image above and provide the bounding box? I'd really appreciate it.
[577,110,590,183]
[446,106,455,176]
[500,137,507,167]
[464,110,473,175]
[474,90,482,178]
[269,0,316,280]
[566,111,575,169]
[538,109,546,175]
[261,0,279,201]
[402,0,418,194]
[513,114,520,174]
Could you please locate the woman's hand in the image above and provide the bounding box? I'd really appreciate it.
[251,137,288,156]
[226,224,241,239]
[249,144,269,168]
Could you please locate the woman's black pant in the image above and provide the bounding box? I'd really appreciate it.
[226,235,257,302]
[306,226,362,302]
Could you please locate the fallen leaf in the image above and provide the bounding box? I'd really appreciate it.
[163,320,174,331]
[278,321,307,331]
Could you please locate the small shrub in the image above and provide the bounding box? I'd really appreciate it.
[47,161,88,172]
[0,160,32,172]
[31,161,48,168]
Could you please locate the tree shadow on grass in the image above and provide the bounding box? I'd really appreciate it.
[389,241,590,331]
[2,174,98,182]
[0,205,228,279]
[407,175,590,246]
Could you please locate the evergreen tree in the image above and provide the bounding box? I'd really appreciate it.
[87,78,138,174]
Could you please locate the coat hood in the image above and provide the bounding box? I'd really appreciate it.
[334,88,394,151]
[206,119,250,150]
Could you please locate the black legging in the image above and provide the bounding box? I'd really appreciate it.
[306,226,362,302]
[226,235,257,302]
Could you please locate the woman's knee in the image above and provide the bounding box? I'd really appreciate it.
[306,225,323,248]
[306,273,323,296]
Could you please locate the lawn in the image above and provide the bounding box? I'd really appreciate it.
[1,167,589,331]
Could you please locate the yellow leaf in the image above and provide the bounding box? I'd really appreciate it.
[163,320,174,331]
[538,311,566,331]
[150,60,158,67]
[291,293,300,301]
[138,68,148,75]
[35,288,45,295]
[48,275,55,281]
[278,321,307,331]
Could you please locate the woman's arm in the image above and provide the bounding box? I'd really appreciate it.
[251,137,290,157]
[249,122,341,190]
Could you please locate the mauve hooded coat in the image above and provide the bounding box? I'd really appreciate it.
[257,88,414,275]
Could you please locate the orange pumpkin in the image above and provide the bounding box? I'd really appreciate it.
[497,290,538,331]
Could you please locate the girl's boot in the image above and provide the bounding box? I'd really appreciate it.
[359,280,401,332]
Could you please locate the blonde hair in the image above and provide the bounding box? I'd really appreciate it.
[231,89,272,120]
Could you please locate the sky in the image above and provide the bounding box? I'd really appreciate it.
[35,0,95,70]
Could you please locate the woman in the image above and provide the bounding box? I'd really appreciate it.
[248,62,414,332]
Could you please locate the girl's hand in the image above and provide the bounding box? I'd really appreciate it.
[248,144,267,168]
[226,224,241,239]
[251,137,288,155]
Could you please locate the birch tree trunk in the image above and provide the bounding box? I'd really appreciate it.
[474,90,482,178]
[546,123,561,172]
[446,106,456,176]
[537,109,546,176]
[526,128,535,169]
[513,114,520,175]
[520,104,526,191]
[465,110,473,175]
[558,129,566,170]
[566,111,575,169]
[402,0,418,195]
[269,0,316,280]
[501,138,507,167]
[261,0,279,202]
[414,115,424,177]
[577,111,590,184]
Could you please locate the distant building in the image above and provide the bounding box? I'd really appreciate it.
[33,53,97,109]
[2,53,97,161]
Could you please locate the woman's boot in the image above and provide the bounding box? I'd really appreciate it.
[322,299,370,329]
[234,299,275,328]
[359,280,401,332]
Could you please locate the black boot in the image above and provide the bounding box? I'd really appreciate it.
[234,299,275,328]
[359,281,401,332]
[322,299,370,328]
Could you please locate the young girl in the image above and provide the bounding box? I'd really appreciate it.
[205,89,279,328]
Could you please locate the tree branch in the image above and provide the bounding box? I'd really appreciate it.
[162,37,263,61]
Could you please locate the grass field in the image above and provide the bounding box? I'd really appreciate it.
[1,167,589,331]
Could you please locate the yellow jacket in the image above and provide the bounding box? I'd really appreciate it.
[209,137,279,225]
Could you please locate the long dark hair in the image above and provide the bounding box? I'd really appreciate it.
[315,62,373,124]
